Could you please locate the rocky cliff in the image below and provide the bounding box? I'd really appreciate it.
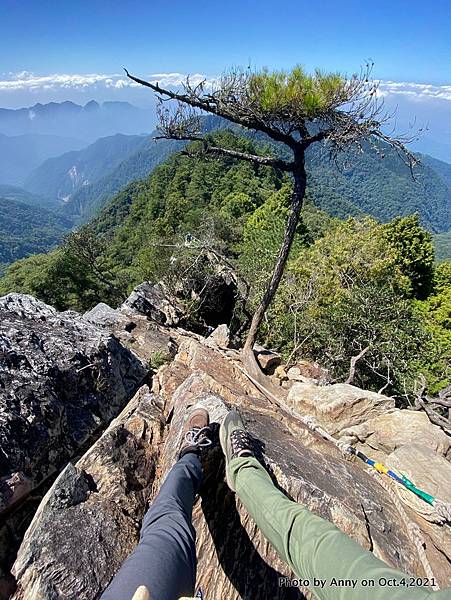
[1,285,450,599]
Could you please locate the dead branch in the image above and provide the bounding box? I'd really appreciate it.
[410,376,451,435]
[345,345,370,384]
[417,396,451,434]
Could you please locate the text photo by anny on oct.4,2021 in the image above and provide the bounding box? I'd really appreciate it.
[278,576,438,590]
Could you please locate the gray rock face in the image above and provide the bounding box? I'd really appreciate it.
[0,293,148,511]
[85,301,178,368]
[121,282,183,326]
[84,302,130,329]
[12,386,164,600]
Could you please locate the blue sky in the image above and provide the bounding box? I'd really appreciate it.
[1,0,450,85]
[1,0,450,160]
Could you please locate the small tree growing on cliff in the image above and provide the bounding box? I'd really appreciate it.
[125,63,417,385]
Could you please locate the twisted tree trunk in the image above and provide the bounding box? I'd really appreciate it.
[243,155,307,391]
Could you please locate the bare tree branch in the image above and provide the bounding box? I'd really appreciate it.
[155,134,294,170]
[125,62,422,401]
[409,375,451,435]
[417,396,451,434]
[345,345,370,384]
[125,68,297,147]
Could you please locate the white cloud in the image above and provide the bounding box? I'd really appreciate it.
[0,71,217,93]
[378,81,451,102]
[147,72,211,87]
[0,71,449,103]
[0,72,114,91]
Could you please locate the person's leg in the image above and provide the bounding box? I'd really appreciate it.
[101,452,202,600]
[221,411,447,600]
[102,404,212,600]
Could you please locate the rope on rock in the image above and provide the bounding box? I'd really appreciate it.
[367,468,440,590]
[295,416,446,588]
[218,347,451,525]
[216,347,449,586]
[297,414,451,525]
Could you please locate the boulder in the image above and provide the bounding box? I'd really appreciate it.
[12,386,164,600]
[287,382,395,434]
[287,366,318,385]
[274,365,288,381]
[84,302,130,328]
[206,324,230,348]
[254,344,281,373]
[0,294,148,504]
[13,331,450,598]
[295,360,331,382]
[86,301,178,366]
[121,281,184,326]
[0,293,148,589]
[339,410,451,462]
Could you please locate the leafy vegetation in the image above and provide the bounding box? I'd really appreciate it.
[0,132,449,401]
[0,198,71,271]
[248,66,345,115]
[252,216,438,393]
[434,231,451,261]
[148,351,172,370]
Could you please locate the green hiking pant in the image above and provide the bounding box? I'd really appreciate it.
[228,456,451,600]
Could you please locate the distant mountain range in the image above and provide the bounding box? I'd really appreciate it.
[0,100,153,143]
[23,132,184,221]
[24,134,148,203]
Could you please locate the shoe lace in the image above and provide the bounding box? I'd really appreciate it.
[230,429,253,456]
[184,426,212,449]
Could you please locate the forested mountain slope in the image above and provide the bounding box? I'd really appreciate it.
[420,153,451,188]
[0,184,52,209]
[0,198,71,267]
[434,231,451,261]
[58,137,185,221]
[306,143,451,232]
[24,116,449,232]
[1,131,448,400]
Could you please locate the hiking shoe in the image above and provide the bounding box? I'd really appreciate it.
[220,410,254,491]
[179,405,212,459]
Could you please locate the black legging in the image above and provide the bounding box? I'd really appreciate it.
[101,453,201,600]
